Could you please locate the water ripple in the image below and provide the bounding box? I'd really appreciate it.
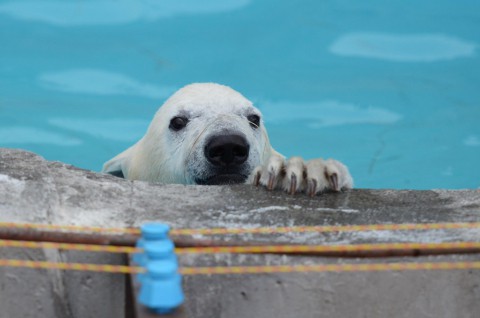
[261,100,402,128]
[0,0,251,26]
[39,69,176,99]
[330,32,476,62]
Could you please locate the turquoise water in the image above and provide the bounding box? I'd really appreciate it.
[0,0,479,189]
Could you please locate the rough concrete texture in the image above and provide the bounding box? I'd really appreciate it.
[0,148,479,318]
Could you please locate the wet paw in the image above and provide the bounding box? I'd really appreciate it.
[252,154,285,190]
[305,159,353,196]
[250,155,353,196]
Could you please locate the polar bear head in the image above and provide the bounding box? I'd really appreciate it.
[103,83,274,185]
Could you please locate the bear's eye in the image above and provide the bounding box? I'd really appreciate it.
[247,114,260,128]
[169,116,188,131]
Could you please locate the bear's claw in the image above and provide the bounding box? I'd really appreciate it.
[329,173,339,192]
[307,179,318,197]
[288,174,297,195]
[267,172,276,191]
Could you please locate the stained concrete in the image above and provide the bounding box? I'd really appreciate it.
[0,148,479,318]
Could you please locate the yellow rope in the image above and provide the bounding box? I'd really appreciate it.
[1,221,479,236]
[0,259,143,274]
[2,239,480,255]
[1,259,479,275]
[0,239,139,253]
[180,261,480,275]
[0,221,140,234]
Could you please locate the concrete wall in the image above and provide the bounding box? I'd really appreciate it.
[1,148,479,318]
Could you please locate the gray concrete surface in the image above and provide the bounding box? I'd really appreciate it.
[0,148,479,318]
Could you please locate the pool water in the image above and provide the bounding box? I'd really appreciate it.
[0,0,479,189]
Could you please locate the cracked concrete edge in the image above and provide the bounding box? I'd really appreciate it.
[1,148,479,245]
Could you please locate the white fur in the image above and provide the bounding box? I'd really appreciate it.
[103,83,353,194]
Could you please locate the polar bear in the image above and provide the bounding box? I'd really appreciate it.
[103,83,353,196]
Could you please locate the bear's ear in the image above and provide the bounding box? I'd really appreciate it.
[102,146,134,179]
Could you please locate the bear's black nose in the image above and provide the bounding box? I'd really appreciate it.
[204,134,250,167]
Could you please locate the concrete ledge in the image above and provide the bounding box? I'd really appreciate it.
[1,148,479,318]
